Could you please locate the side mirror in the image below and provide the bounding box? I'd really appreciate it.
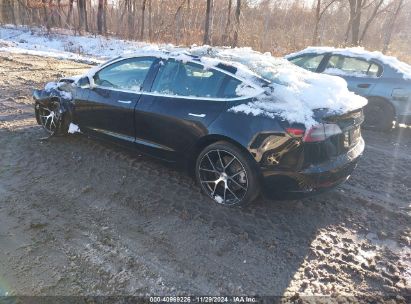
[78,76,91,89]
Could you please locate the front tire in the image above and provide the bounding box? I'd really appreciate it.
[35,100,69,136]
[195,141,261,207]
[363,97,395,131]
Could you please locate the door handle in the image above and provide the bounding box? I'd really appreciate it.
[117,100,132,104]
[357,83,371,88]
[188,113,206,118]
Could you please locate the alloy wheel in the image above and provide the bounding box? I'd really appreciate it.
[198,149,248,206]
[36,102,62,135]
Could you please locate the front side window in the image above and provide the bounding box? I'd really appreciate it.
[324,55,382,77]
[289,54,325,72]
[94,57,155,91]
[151,60,246,99]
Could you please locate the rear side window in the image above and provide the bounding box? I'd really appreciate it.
[151,60,225,98]
[324,55,382,77]
[94,57,155,91]
[289,54,325,72]
[221,77,243,98]
[151,60,247,99]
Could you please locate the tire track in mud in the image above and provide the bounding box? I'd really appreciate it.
[7,127,408,296]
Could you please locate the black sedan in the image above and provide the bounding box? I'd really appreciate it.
[33,49,365,206]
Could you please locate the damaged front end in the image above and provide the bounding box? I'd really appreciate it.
[33,80,75,136]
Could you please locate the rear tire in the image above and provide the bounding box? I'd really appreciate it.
[363,97,395,132]
[195,141,261,207]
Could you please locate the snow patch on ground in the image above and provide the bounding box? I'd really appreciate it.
[286,46,411,80]
[0,24,149,63]
[68,123,81,134]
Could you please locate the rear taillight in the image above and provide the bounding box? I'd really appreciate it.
[303,123,342,142]
[285,128,305,137]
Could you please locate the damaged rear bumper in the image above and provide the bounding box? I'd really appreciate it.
[262,138,365,200]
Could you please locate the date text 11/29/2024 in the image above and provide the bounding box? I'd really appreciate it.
[149,296,258,303]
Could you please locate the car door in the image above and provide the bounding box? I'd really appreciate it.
[133,59,251,161]
[321,55,382,97]
[80,57,157,143]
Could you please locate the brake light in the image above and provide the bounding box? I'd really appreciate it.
[303,124,342,142]
[285,128,305,137]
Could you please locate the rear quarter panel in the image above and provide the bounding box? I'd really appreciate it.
[207,110,284,148]
[369,70,411,117]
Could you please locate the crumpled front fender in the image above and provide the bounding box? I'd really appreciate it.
[33,89,60,106]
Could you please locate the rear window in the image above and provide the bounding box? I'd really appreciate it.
[324,55,382,77]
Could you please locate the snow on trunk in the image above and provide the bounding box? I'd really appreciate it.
[191,46,368,127]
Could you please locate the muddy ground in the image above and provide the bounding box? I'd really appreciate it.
[0,52,410,298]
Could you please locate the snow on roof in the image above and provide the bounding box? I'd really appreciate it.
[285,46,411,80]
[0,25,367,127]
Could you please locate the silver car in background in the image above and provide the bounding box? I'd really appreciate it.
[286,47,411,131]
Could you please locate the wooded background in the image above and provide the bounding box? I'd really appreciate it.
[0,0,410,61]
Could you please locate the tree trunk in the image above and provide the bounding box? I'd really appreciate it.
[97,0,104,34]
[349,0,362,46]
[382,0,404,53]
[232,0,241,47]
[312,0,321,45]
[42,0,50,31]
[84,0,88,32]
[56,0,62,27]
[222,0,232,45]
[49,0,56,28]
[140,0,147,40]
[148,0,153,41]
[359,0,384,44]
[203,0,212,45]
[2,0,16,24]
[67,0,74,26]
[78,0,84,32]
[103,0,108,34]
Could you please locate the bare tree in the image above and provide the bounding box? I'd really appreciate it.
[42,0,50,31]
[2,0,16,24]
[103,0,108,34]
[232,0,241,47]
[203,0,213,44]
[148,0,153,41]
[78,0,85,32]
[2,0,411,64]
[312,0,337,45]
[175,0,187,44]
[67,0,74,26]
[97,0,105,34]
[140,0,147,39]
[346,0,363,45]
[359,0,385,43]
[382,0,405,53]
[222,0,232,45]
